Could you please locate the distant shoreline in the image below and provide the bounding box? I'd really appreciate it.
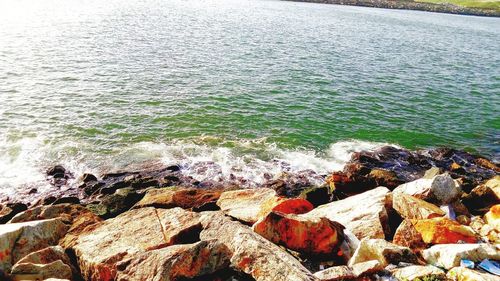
[284,0,500,17]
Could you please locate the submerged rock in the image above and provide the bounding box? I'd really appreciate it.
[422,243,500,269]
[253,211,345,257]
[304,186,391,239]
[200,212,317,281]
[347,238,417,268]
[0,218,68,272]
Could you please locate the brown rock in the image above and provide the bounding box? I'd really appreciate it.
[133,187,222,211]
[9,203,92,224]
[392,192,445,220]
[11,260,72,280]
[115,240,231,281]
[59,210,103,249]
[348,238,417,267]
[484,204,500,231]
[412,217,478,244]
[463,176,500,215]
[0,203,27,224]
[200,212,317,281]
[71,207,201,281]
[304,187,391,239]
[392,220,426,250]
[313,266,355,281]
[253,211,345,256]
[0,218,68,272]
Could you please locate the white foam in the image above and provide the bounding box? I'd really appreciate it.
[0,136,393,196]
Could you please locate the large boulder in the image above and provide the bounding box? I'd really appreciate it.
[217,188,312,224]
[11,246,74,280]
[71,207,202,281]
[347,238,417,268]
[422,243,500,269]
[392,192,445,220]
[200,212,317,281]
[253,211,345,257]
[391,265,445,281]
[393,173,462,205]
[115,240,232,281]
[462,176,500,214]
[412,217,478,244]
[304,187,391,239]
[447,267,499,281]
[0,218,68,272]
[133,187,222,211]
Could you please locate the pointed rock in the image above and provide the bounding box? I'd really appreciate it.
[253,211,345,256]
[200,212,317,281]
[392,192,445,220]
[394,173,462,205]
[115,240,231,281]
[412,217,478,244]
[304,187,391,239]
[348,238,417,268]
[0,218,68,272]
[422,243,500,269]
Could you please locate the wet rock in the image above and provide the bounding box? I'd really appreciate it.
[462,176,500,215]
[217,188,312,224]
[393,173,462,205]
[88,187,143,218]
[0,218,68,272]
[422,243,500,269]
[134,187,222,211]
[265,170,326,198]
[71,207,201,281]
[347,238,417,268]
[115,240,231,281]
[392,192,445,220]
[298,186,331,207]
[200,212,317,281]
[313,266,355,280]
[304,186,391,239]
[11,246,74,280]
[447,267,499,281]
[0,203,27,224]
[253,211,345,257]
[391,265,445,281]
[47,165,66,177]
[81,173,98,183]
[412,217,478,244]
[392,219,427,251]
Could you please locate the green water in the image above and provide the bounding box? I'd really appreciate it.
[0,0,499,191]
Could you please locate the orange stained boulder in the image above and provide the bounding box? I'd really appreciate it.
[412,217,478,244]
[258,198,314,219]
[484,204,500,231]
[253,211,344,256]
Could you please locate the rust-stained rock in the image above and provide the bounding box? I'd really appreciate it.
[391,265,446,281]
[484,204,500,231]
[59,210,102,249]
[392,220,427,250]
[133,187,223,211]
[115,240,231,281]
[447,266,499,281]
[11,260,72,280]
[463,176,500,215]
[422,243,500,269]
[8,203,90,224]
[394,173,462,205]
[253,211,344,256]
[304,187,391,239]
[347,238,417,268]
[200,212,317,281]
[392,192,445,220]
[313,266,355,281]
[71,207,201,281]
[412,217,477,244]
[0,218,68,272]
[217,188,312,224]
[12,246,71,268]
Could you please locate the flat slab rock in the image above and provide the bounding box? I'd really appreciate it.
[304,186,391,240]
[71,207,202,281]
[200,212,317,281]
[422,243,500,269]
[0,218,68,272]
[348,238,417,268]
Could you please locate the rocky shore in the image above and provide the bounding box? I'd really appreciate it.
[0,146,499,281]
[285,0,500,17]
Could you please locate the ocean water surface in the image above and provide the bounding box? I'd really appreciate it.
[0,0,499,194]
